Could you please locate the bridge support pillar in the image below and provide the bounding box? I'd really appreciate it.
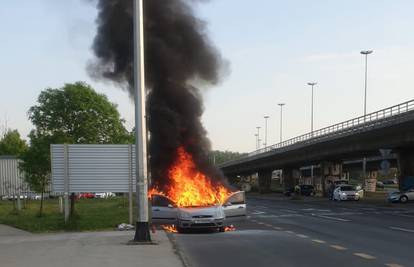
[258,169,272,194]
[397,149,414,189]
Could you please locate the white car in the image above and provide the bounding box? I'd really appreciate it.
[151,191,246,232]
[333,185,361,201]
[95,192,116,199]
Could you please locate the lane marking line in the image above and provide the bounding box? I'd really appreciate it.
[385,263,404,267]
[285,230,295,234]
[311,239,326,244]
[317,215,350,222]
[264,224,273,227]
[389,226,414,233]
[296,234,308,238]
[330,245,347,251]
[353,253,376,260]
[257,222,265,225]
[273,227,282,230]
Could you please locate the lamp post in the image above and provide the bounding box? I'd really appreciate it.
[360,50,373,188]
[255,133,259,150]
[132,0,151,242]
[361,50,373,117]
[256,127,261,149]
[277,103,285,143]
[264,116,269,148]
[307,82,317,133]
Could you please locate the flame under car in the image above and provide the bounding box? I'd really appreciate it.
[151,191,246,232]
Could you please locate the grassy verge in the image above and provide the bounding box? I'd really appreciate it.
[0,197,132,233]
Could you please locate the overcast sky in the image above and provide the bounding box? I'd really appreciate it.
[1,0,414,153]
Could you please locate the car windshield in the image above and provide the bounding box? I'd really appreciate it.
[340,186,355,191]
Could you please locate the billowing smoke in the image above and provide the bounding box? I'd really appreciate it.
[89,0,228,189]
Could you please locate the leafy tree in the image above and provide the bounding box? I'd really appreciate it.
[209,150,248,165]
[0,129,28,156]
[21,82,131,216]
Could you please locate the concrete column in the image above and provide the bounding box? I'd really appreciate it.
[397,149,414,189]
[258,169,272,193]
[283,168,300,189]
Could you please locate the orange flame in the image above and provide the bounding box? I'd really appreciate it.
[224,225,236,232]
[161,225,178,233]
[150,147,231,207]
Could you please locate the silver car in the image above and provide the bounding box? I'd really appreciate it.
[388,188,414,203]
[333,185,361,201]
[151,191,246,232]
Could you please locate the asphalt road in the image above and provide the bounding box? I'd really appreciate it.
[169,195,414,267]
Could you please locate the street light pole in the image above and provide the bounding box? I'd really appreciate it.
[254,134,258,150]
[132,0,151,242]
[264,116,269,148]
[277,103,285,143]
[307,82,317,133]
[360,50,373,116]
[256,127,261,149]
[360,50,373,189]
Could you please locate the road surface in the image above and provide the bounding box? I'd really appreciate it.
[170,195,414,267]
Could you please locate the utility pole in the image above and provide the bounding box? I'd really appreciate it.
[132,0,151,243]
[256,127,261,149]
[307,82,317,134]
[277,103,285,143]
[254,134,258,150]
[361,50,373,117]
[264,116,269,148]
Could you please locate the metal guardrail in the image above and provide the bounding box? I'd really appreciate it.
[220,99,414,168]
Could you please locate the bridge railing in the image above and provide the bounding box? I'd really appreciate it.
[221,99,414,167]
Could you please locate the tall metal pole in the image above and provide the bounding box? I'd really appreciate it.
[360,50,373,188]
[133,0,150,242]
[264,116,269,148]
[278,103,285,143]
[255,134,258,150]
[307,82,317,133]
[256,127,261,149]
[361,50,373,116]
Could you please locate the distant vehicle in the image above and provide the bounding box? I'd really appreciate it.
[383,179,397,185]
[95,192,115,199]
[78,193,95,199]
[333,185,361,201]
[334,180,349,186]
[284,185,315,196]
[376,181,385,189]
[388,188,414,203]
[151,191,246,232]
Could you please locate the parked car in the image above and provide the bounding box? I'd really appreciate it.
[376,181,385,189]
[78,193,95,199]
[95,192,115,199]
[151,191,246,232]
[333,185,361,201]
[383,179,397,185]
[284,185,315,196]
[388,188,414,203]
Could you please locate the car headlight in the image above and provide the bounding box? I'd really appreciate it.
[341,192,346,196]
[179,212,192,219]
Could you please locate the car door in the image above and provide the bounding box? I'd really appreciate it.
[406,188,414,200]
[151,194,178,225]
[222,191,247,222]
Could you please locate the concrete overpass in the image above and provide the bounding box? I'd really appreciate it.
[219,99,414,193]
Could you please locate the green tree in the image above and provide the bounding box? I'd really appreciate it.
[21,82,131,216]
[209,150,247,165]
[0,129,28,156]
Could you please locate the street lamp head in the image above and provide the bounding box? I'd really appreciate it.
[264,115,270,119]
[360,50,373,55]
[278,103,285,107]
[307,82,317,86]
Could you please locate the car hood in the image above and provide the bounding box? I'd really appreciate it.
[178,206,222,217]
[340,191,358,194]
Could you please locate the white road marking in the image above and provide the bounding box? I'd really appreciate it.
[353,253,376,260]
[257,222,265,225]
[311,239,326,244]
[393,213,414,219]
[281,209,298,214]
[273,227,282,230]
[251,211,266,215]
[296,234,308,238]
[264,224,273,227]
[389,226,414,233]
[330,245,347,251]
[285,230,295,234]
[317,215,350,222]
[385,263,404,267]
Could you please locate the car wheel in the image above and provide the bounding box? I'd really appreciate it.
[400,195,409,203]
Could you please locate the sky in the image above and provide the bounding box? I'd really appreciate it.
[1,0,414,153]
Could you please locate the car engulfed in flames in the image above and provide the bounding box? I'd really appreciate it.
[150,147,246,232]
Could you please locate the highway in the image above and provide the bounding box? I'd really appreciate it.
[169,195,414,267]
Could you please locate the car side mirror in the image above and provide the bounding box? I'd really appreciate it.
[167,204,174,208]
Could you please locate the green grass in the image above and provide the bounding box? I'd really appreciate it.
[0,197,132,233]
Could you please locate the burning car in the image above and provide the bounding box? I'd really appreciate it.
[151,191,246,232]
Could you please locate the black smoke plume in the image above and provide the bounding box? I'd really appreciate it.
[89,0,228,189]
